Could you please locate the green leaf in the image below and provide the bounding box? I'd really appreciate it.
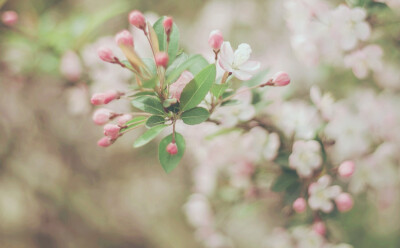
[211,83,229,98]
[131,96,165,115]
[133,91,157,97]
[181,107,210,125]
[158,133,185,173]
[271,171,299,192]
[221,99,240,106]
[120,116,147,132]
[141,76,158,89]
[133,124,168,148]
[142,58,157,76]
[166,54,209,84]
[165,53,189,76]
[146,115,165,128]
[179,64,216,112]
[120,60,135,71]
[153,16,180,64]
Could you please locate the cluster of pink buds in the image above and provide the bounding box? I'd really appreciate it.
[89,9,291,173]
[92,108,134,147]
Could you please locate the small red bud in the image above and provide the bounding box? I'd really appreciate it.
[271,71,290,86]
[312,221,326,236]
[117,114,133,126]
[103,124,121,139]
[335,193,354,212]
[92,108,112,125]
[166,142,178,155]
[97,137,113,147]
[91,93,106,105]
[163,17,173,36]
[2,11,18,26]
[155,52,169,68]
[208,30,224,51]
[104,90,123,104]
[115,30,134,47]
[293,197,307,213]
[97,46,115,63]
[129,10,146,30]
[338,160,355,178]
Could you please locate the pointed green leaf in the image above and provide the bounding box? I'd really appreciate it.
[158,133,185,173]
[146,115,165,128]
[166,54,209,84]
[131,96,165,115]
[211,83,229,98]
[271,171,299,192]
[181,107,210,125]
[179,64,216,112]
[133,124,168,148]
[153,16,180,64]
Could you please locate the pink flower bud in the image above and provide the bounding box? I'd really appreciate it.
[312,221,326,236]
[117,114,133,126]
[60,50,82,82]
[91,90,122,105]
[92,108,112,125]
[91,93,106,105]
[163,16,173,36]
[129,10,146,30]
[208,30,224,51]
[103,124,121,139]
[293,198,307,213]
[2,11,18,26]
[104,90,123,104]
[97,46,115,63]
[155,52,169,68]
[338,160,355,178]
[335,193,354,212]
[115,30,134,47]
[271,71,290,86]
[166,142,178,155]
[169,71,194,101]
[97,137,113,147]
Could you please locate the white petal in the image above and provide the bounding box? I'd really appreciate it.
[355,22,370,41]
[321,201,334,213]
[353,63,368,79]
[318,175,331,187]
[308,197,320,210]
[220,42,234,64]
[238,60,260,72]
[233,70,252,80]
[218,57,233,72]
[326,185,342,198]
[341,35,357,51]
[351,8,367,21]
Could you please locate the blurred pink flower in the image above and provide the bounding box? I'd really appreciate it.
[344,45,383,79]
[330,5,371,51]
[308,175,342,213]
[289,140,322,178]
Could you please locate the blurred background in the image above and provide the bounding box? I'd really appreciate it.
[1,0,399,247]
